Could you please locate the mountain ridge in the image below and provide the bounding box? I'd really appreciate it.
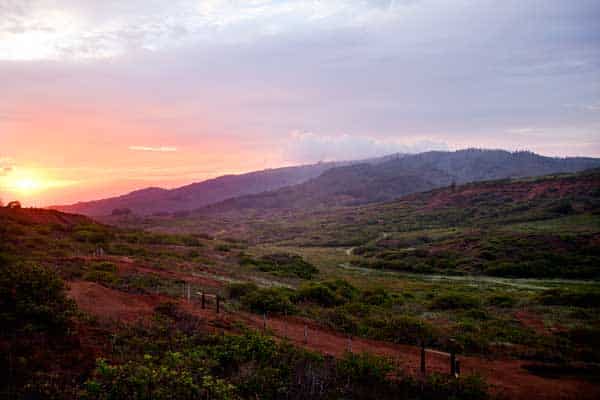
[198,149,600,213]
[53,149,600,216]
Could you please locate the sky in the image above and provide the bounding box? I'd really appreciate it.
[1,0,599,206]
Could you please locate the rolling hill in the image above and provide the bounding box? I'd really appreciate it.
[199,149,600,213]
[52,161,348,216]
[53,149,600,217]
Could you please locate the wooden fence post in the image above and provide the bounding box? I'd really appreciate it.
[304,325,308,344]
[455,359,460,377]
[201,292,205,309]
[420,342,426,375]
[449,338,457,377]
[216,295,220,314]
[348,336,352,353]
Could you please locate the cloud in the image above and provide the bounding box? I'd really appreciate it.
[0,0,417,61]
[128,146,178,152]
[285,131,448,163]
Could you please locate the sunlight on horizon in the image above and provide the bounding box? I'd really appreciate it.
[0,168,79,203]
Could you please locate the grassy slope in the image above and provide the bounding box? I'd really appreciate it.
[95,171,600,366]
[3,169,600,398]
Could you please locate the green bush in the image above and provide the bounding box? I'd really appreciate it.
[83,261,119,286]
[227,282,259,299]
[430,293,480,310]
[241,288,295,314]
[295,280,358,307]
[360,287,392,306]
[83,355,236,400]
[337,352,392,386]
[362,315,435,345]
[0,263,75,336]
[486,294,517,308]
[242,253,318,279]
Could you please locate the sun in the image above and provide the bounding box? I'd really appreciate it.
[1,169,47,196]
[13,177,42,194]
[1,168,79,202]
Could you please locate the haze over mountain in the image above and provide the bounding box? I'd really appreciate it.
[199,149,600,213]
[52,160,366,216]
[54,149,600,216]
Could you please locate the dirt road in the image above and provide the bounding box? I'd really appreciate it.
[69,281,600,400]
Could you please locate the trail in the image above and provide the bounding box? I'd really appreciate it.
[184,302,600,400]
[68,281,600,400]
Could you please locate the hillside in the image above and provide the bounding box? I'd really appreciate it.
[199,149,600,213]
[3,196,600,399]
[52,161,347,216]
[122,169,600,279]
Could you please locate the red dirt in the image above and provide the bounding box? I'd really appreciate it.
[68,281,163,322]
[180,301,600,400]
[515,310,549,336]
[66,282,600,400]
[84,255,225,288]
[407,175,600,211]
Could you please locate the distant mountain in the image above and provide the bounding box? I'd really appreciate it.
[52,160,370,216]
[54,149,600,217]
[199,149,600,213]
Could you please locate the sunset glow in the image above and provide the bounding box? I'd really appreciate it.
[0,168,78,201]
[1,1,599,207]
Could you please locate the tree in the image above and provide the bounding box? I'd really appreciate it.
[6,201,21,209]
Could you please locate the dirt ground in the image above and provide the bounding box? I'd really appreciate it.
[67,282,600,400]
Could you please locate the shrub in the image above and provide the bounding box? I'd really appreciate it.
[337,352,392,386]
[242,253,318,280]
[430,293,480,310]
[362,315,435,345]
[74,230,108,244]
[227,282,259,299]
[83,262,119,286]
[487,294,517,308]
[537,289,600,308]
[295,284,338,307]
[424,373,488,400]
[295,280,358,307]
[0,263,75,336]
[83,355,236,400]
[216,244,231,252]
[360,287,392,306]
[241,288,295,314]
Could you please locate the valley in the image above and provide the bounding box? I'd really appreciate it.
[2,162,600,399]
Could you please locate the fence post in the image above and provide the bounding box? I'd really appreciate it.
[216,295,220,314]
[420,341,426,375]
[455,359,460,377]
[187,284,191,302]
[348,336,352,353]
[201,292,205,309]
[304,325,308,344]
[449,338,457,377]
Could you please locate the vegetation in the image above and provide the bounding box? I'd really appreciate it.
[241,253,318,279]
[2,170,600,399]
